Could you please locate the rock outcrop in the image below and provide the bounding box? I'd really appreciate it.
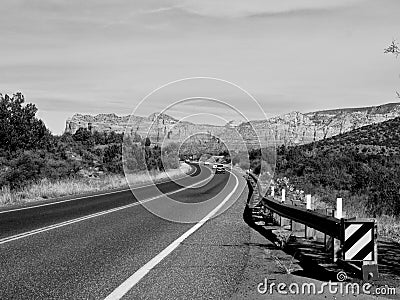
[65,102,400,148]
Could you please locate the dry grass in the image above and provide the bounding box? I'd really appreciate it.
[0,163,191,208]
[263,248,297,274]
[376,215,400,243]
[344,196,400,244]
[272,229,294,249]
[272,254,297,274]
[302,193,400,244]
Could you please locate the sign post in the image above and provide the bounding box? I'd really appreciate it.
[342,219,378,280]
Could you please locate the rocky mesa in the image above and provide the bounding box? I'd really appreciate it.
[65,101,400,147]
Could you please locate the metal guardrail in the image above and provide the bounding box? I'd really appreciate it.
[245,171,379,280]
[246,171,341,238]
[261,196,342,240]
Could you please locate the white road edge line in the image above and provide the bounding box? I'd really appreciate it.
[0,165,197,214]
[0,170,212,245]
[104,171,239,300]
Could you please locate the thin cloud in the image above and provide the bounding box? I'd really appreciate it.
[138,5,183,15]
[102,4,183,28]
[177,0,366,18]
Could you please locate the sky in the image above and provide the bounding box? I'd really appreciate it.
[1,0,400,134]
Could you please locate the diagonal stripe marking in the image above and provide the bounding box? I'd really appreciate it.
[345,230,372,260]
[352,240,374,261]
[343,223,372,253]
[363,252,372,261]
[345,224,362,240]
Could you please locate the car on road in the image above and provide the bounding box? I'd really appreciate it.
[204,161,210,165]
[215,164,225,174]
[212,164,217,169]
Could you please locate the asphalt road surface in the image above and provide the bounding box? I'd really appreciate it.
[0,164,251,299]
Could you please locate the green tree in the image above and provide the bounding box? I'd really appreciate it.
[104,144,122,173]
[93,131,106,145]
[106,131,123,144]
[0,93,51,154]
[73,128,92,143]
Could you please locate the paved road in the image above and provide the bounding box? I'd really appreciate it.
[0,164,251,299]
[0,164,203,240]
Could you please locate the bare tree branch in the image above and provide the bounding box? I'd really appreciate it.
[385,39,400,98]
[384,39,400,57]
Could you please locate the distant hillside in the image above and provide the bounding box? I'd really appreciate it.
[65,101,400,148]
[273,115,400,218]
[306,116,400,156]
[307,102,400,116]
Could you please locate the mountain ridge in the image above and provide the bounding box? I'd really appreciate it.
[65,101,400,147]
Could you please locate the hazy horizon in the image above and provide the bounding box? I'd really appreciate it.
[64,97,400,122]
[1,0,400,134]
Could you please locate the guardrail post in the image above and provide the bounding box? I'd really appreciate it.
[324,208,328,248]
[280,189,286,227]
[361,219,379,281]
[332,199,343,262]
[304,194,312,238]
[313,208,327,242]
[325,208,334,251]
[336,198,343,219]
[306,194,312,210]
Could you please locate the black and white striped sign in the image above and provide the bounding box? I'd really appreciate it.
[343,221,374,261]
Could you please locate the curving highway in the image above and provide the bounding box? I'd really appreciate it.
[0,164,252,299]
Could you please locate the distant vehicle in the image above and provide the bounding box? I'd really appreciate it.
[204,161,210,165]
[215,165,225,174]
